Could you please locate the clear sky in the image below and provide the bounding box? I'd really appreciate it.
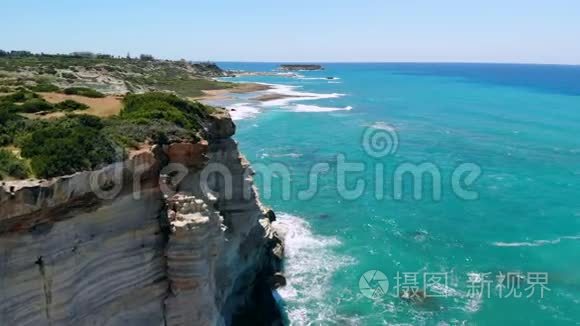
[1,0,579,64]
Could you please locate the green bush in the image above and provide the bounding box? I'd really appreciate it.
[30,83,60,92]
[1,89,39,103]
[103,117,196,148]
[122,99,190,127]
[19,99,55,113]
[63,87,105,98]
[0,149,30,180]
[20,115,118,178]
[0,105,26,146]
[55,99,89,111]
[41,67,58,75]
[0,89,219,179]
[61,72,77,79]
[121,92,210,129]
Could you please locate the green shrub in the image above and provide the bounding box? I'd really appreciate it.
[103,117,196,148]
[0,149,30,180]
[55,99,89,111]
[121,99,190,127]
[0,88,219,179]
[0,105,26,146]
[30,83,60,92]
[61,72,77,79]
[102,65,119,72]
[63,87,105,98]
[1,89,39,103]
[19,99,55,113]
[121,92,210,129]
[41,67,58,75]
[20,115,118,178]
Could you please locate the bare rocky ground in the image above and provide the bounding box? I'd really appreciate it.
[0,54,234,97]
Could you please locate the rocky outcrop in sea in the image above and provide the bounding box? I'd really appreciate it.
[279,64,323,71]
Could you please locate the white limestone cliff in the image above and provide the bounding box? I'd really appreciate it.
[0,112,284,325]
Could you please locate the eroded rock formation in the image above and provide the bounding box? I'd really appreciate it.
[0,112,284,325]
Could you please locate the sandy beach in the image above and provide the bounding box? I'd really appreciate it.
[194,83,272,101]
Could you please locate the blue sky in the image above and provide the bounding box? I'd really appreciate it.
[1,0,579,64]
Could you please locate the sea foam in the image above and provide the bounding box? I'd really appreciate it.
[259,83,345,107]
[297,76,341,81]
[273,213,355,324]
[227,103,261,120]
[492,235,580,247]
[289,104,353,112]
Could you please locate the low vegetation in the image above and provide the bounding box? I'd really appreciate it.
[30,82,60,92]
[151,78,233,97]
[0,50,233,97]
[0,109,26,146]
[0,50,227,180]
[55,99,89,111]
[0,91,216,179]
[19,98,55,113]
[2,89,40,103]
[0,90,90,114]
[121,92,211,128]
[19,115,118,178]
[0,149,29,180]
[63,87,105,98]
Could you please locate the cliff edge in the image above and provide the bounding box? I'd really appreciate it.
[0,111,285,325]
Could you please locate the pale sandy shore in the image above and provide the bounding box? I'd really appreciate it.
[196,82,312,104]
[194,83,272,101]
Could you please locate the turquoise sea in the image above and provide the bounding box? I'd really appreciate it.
[213,63,580,325]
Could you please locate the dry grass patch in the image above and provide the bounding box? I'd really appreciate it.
[40,92,123,117]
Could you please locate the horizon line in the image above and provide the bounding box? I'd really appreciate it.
[3,49,579,67]
[213,60,580,67]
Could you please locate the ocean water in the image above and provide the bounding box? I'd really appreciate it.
[213,63,580,325]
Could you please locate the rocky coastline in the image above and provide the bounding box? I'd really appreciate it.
[0,111,285,325]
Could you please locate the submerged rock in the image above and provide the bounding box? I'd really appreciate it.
[407,230,429,242]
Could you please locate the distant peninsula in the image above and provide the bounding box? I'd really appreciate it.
[280,64,323,71]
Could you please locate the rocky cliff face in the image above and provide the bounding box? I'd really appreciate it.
[0,113,283,325]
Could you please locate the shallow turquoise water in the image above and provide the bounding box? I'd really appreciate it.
[218,63,580,325]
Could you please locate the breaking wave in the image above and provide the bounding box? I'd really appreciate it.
[227,103,261,121]
[273,213,355,325]
[288,104,353,113]
[259,83,345,106]
[492,235,580,247]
